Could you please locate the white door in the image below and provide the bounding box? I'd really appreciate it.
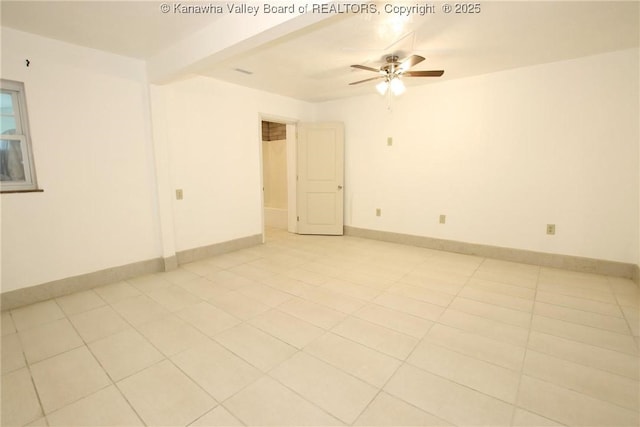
[297,122,344,235]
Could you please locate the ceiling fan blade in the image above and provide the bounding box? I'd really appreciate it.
[349,76,385,85]
[351,64,380,73]
[398,55,425,72]
[404,70,445,77]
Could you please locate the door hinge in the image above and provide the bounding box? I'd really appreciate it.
[297,216,300,222]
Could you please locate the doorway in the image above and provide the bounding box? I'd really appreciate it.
[260,118,345,241]
[261,119,296,238]
[261,120,287,230]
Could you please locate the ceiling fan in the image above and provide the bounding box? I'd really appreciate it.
[349,54,444,95]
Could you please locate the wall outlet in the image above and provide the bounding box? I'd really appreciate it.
[439,214,446,224]
[176,189,184,200]
[376,208,381,217]
[387,137,393,146]
[546,224,556,235]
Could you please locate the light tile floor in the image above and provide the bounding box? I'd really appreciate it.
[2,228,639,426]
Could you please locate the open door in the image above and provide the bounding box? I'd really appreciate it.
[297,122,344,235]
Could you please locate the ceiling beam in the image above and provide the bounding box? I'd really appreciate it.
[147,5,334,84]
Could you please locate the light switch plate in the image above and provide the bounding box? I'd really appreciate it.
[176,189,184,200]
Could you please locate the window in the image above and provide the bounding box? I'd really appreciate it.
[1,79,38,192]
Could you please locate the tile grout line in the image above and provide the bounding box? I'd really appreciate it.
[145,294,282,425]
[193,320,349,425]
[520,330,640,382]
[607,276,640,346]
[232,246,437,426]
[17,297,141,426]
[512,372,640,417]
[533,296,632,320]
[530,313,634,337]
[117,251,276,427]
[508,263,540,426]
[264,351,371,425]
[422,285,636,348]
[6,237,350,425]
[11,308,48,426]
[347,255,488,426]
[508,264,568,427]
[65,279,252,425]
[167,244,354,425]
[64,292,152,426]
[529,317,638,356]
[5,233,639,426]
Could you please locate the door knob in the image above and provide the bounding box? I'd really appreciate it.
[338,185,343,190]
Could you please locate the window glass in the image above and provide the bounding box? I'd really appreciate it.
[1,117,17,134]
[0,92,14,113]
[0,92,17,135]
[0,138,26,181]
[0,80,37,191]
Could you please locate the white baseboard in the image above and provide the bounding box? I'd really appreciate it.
[1,234,263,310]
[345,226,637,281]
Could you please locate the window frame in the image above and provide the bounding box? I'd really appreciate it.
[1,79,39,192]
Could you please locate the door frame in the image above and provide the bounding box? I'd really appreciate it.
[258,114,298,243]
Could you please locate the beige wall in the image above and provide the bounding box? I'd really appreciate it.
[3,25,637,294]
[152,77,313,253]
[317,48,639,264]
[1,28,315,293]
[262,139,288,209]
[1,28,162,292]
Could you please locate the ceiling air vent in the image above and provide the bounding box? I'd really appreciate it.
[234,68,253,75]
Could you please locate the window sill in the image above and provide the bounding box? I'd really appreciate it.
[1,188,44,194]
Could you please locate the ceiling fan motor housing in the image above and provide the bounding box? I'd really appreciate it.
[382,55,401,74]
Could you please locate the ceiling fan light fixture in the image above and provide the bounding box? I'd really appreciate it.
[376,80,389,95]
[390,77,405,95]
[350,54,442,98]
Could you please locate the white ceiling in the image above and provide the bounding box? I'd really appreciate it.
[2,1,638,102]
[1,1,220,59]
